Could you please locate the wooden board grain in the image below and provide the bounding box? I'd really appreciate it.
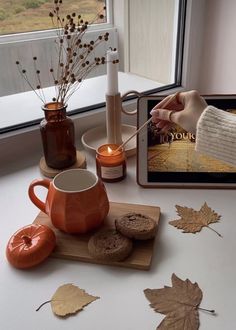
[33,201,161,270]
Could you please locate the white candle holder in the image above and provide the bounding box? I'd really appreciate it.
[81,90,143,157]
[106,93,123,145]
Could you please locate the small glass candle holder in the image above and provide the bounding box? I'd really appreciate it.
[96,144,127,182]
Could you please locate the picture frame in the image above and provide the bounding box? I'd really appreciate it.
[137,94,236,188]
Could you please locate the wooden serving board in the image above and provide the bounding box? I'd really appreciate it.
[33,201,161,270]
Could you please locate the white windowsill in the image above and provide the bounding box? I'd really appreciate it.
[0,72,163,131]
[0,72,170,169]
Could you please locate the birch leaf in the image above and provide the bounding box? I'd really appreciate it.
[169,202,222,237]
[36,283,99,317]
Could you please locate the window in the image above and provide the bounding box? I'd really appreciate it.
[0,0,188,134]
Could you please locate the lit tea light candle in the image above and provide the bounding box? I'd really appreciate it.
[96,144,126,182]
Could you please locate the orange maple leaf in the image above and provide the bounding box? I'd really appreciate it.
[169,202,222,237]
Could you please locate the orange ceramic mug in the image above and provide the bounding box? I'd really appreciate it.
[28,169,109,234]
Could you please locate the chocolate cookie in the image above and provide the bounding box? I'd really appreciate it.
[88,228,133,261]
[115,212,157,240]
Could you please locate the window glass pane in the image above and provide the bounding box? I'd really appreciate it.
[0,0,106,35]
[127,0,184,88]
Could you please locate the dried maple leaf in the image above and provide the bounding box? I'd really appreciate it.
[169,202,222,237]
[36,283,99,317]
[144,274,205,330]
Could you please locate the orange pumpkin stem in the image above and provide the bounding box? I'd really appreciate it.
[21,235,32,245]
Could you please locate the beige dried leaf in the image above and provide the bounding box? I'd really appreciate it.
[144,273,203,330]
[51,284,99,317]
[169,202,222,236]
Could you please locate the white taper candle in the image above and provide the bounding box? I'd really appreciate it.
[106,49,119,95]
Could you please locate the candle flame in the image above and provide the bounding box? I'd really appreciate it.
[107,146,113,154]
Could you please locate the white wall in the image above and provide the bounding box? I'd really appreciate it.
[198,0,236,94]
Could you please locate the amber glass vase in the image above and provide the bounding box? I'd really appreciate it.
[40,102,76,169]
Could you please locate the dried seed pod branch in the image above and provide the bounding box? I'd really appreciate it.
[16,61,45,103]
[16,0,113,105]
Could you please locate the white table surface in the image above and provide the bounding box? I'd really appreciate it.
[1,150,236,330]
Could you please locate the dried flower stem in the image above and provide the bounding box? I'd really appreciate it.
[16,62,45,103]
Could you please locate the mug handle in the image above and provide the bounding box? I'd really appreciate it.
[28,179,51,213]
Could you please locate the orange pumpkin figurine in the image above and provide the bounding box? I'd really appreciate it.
[6,224,56,269]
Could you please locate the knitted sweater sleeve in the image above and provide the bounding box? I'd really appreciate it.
[195,105,236,166]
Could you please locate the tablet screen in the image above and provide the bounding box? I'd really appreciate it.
[137,95,236,188]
